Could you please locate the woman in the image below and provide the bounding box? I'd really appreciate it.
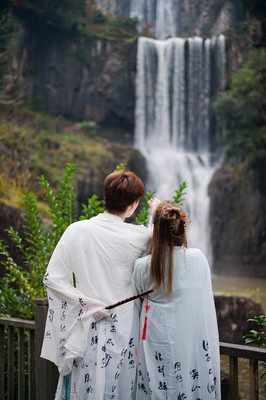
[133,200,220,399]
[41,170,151,400]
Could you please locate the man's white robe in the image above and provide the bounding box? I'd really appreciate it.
[133,247,221,400]
[41,213,150,399]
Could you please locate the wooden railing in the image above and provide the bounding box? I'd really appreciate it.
[0,299,265,400]
[0,298,58,400]
[0,316,35,400]
[220,342,266,400]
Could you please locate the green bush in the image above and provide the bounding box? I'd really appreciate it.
[244,315,266,396]
[76,120,98,135]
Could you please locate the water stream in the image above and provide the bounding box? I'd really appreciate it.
[134,35,226,263]
[129,0,180,39]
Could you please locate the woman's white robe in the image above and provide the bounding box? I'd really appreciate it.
[132,247,221,400]
[41,213,151,400]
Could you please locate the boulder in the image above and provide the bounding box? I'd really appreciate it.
[214,294,265,344]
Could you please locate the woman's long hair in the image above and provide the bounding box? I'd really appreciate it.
[150,201,190,294]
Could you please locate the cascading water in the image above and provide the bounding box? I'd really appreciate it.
[129,0,179,39]
[135,35,226,263]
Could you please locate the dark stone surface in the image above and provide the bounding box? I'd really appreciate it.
[214,294,265,344]
[24,36,137,128]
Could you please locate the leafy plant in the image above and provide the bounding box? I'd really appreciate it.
[115,163,126,171]
[135,191,155,226]
[244,314,266,396]
[173,181,188,205]
[244,315,266,346]
[0,163,78,318]
[79,194,104,221]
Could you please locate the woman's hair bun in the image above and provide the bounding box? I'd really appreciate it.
[154,200,190,234]
[160,206,181,233]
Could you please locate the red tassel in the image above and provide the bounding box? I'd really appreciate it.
[141,294,150,341]
[142,316,147,340]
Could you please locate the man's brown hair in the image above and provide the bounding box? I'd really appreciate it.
[104,170,144,214]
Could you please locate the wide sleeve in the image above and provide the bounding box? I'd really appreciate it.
[40,226,106,375]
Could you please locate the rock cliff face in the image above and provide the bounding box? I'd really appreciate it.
[95,0,245,37]
[93,0,130,17]
[21,33,137,128]
[209,165,266,277]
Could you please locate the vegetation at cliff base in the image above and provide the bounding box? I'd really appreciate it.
[0,107,141,211]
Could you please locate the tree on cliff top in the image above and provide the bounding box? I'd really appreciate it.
[6,0,87,30]
[3,0,138,39]
[240,0,266,19]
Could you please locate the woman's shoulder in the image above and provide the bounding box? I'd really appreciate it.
[135,254,151,267]
[186,247,205,257]
[186,247,207,260]
[185,247,211,279]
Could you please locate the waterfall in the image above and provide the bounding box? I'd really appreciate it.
[129,0,179,39]
[135,36,226,263]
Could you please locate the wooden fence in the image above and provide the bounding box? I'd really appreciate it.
[0,298,265,400]
[0,298,58,400]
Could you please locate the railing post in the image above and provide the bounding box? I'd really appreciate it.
[8,326,15,400]
[35,298,59,400]
[249,359,259,400]
[229,355,238,400]
[0,324,4,400]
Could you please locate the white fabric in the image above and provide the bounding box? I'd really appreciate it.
[132,247,221,400]
[41,213,150,399]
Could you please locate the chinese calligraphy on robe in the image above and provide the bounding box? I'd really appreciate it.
[133,247,221,400]
[41,213,150,399]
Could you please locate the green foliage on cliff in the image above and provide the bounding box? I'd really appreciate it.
[213,48,266,185]
[0,108,131,209]
[240,0,266,18]
[7,0,87,31]
[3,0,138,40]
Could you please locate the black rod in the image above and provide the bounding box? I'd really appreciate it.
[105,288,154,310]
